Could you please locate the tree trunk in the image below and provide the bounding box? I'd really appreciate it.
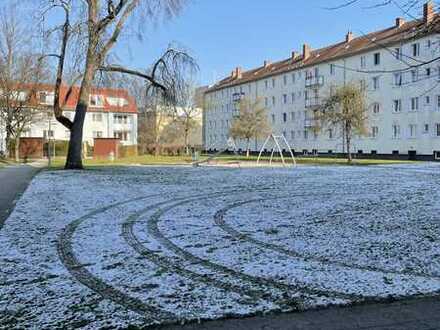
[14,136,19,163]
[64,50,96,169]
[184,126,189,155]
[346,124,352,164]
[246,138,250,158]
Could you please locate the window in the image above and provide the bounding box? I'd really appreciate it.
[93,131,103,138]
[424,124,429,134]
[265,97,268,107]
[283,112,287,123]
[92,113,103,122]
[39,91,54,105]
[282,131,287,138]
[328,128,333,139]
[373,103,380,114]
[392,125,401,139]
[438,95,440,108]
[304,130,308,140]
[114,131,128,141]
[409,124,417,138]
[265,80,268,90]
[436,123,440,137]
[412,43,420,57]
[291,130,295,139]
[371,126,379,138]
[360,80,366,91]
[272,78,276,88]
[373,77,380,90]
[89,95,104,107]
[393,99,402,113]
[374,52,380,65]
[426,68,431,77]
[283,75,287,85]
[426,39,432,48]
[411,97,419,111]
[272,96,276,106]
[114,114,128,124]
[283,94,287,104]
[292,73,296,83]
[290,112,295,121]
[271,114,275,124]
[291,93,295,103]
[360,56,366,68]
[330,64,335,75]
[426,96,431,105]
[395,47,402,60]
[411,70,418,82]
[394,73,402,86]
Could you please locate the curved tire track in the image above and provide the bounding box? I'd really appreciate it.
[57,195,177,322]
[214,199,440,281]
[143,195,364,302]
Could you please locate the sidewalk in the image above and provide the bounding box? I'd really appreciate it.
[158,296,440,330]
[0,161,45,230]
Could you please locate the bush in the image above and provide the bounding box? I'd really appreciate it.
[119,145,138,158]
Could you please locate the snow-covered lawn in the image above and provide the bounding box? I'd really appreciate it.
[1,164,440,329]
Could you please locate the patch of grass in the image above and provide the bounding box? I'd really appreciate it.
[213,155,415,166]
[46,153,416,170]
[47,155,201,169]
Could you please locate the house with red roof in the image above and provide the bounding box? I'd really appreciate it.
[0,84,138,154]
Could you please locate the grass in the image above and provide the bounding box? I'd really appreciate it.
[213,155,414,166]
[46,153,415,170]
[47,155,198,169]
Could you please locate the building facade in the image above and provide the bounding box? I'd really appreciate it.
[0,84,138,155]
[203,2,440,160]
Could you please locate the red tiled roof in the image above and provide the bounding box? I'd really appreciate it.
[207,15,436,93]
[18,83,137,114]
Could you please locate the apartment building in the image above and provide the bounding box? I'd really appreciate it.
[0,84,138,154]
[203,2,440,160]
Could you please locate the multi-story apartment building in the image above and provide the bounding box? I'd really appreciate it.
[0,84,138,154]
[203,2,440,160]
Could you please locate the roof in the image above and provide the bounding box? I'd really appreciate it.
[16,83,138,114]
[206,14,438,93]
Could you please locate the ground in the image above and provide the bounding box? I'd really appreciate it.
[1,164,440,329]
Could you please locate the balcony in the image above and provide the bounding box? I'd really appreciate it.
[232,92,245,103]
[305,97,322,108]
[305,75,324,88]
[304,118,318,129]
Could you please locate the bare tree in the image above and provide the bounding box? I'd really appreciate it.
[315,84,368,163]
[39,0,196,169]
[174,81,203,154]
[229,98,271,158]
[0,4,46,161]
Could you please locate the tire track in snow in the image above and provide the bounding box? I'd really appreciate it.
[144,194,364,302]
[213,199,440,281]
[57,194,177,322]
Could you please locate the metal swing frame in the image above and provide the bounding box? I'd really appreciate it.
[257,134,296,167]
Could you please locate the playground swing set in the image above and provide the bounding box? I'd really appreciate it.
[192,133,296,168]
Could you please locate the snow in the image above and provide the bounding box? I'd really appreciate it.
[1,164,440,328]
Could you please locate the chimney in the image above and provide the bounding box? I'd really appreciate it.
[303,44,311,60]
[291,51,297,60]
[424,1,434,24]
[264,60,271,68]
[235,67,242,79]
[345,31,354,43]
[395,17,405,28]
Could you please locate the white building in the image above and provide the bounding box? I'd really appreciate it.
[0,84,138,154]
[203,2,440,160]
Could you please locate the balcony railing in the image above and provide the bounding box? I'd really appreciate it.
[305,97,322,108]
[305,75,324,88]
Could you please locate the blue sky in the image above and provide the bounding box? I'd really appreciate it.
[107,1,423,85]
